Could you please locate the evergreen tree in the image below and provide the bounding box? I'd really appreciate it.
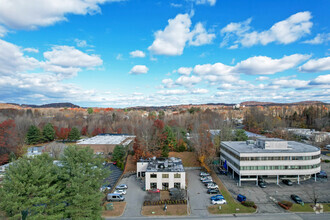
[234,129,248,141]
[43,123,55,142]
[26,125,42,145]
[87,107,93,114]
[0,154,65,219]
[68,127,80,141]
[58,145,109,219]
[163,125,177,151]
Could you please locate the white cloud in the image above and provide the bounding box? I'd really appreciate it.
[256,76,269,81]
[175,75,202,87]
[23,48,39,53]
[74,39,88,47]
[129,50,146,58]
[189,22,216,46]
[270,79,309,88]
[0,39,39,75]
[0,25,8,37]
[309,74,330,85]
[302,33,330,45]
[148,13,214,56]
[298,57,330,73]
[192,88,208,94]
[170,3,182,8]
[157,89,188,95]
[195,0,216,6]
[162,78,174,88]
[177,67,192,75]
[193,63,233,75]
[233,54,310,75]
[129,65,149,75]
[116,53,123,60]
[0,0,123,30]
[221,11,313,48]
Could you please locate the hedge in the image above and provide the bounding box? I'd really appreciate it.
[143,199,187,206]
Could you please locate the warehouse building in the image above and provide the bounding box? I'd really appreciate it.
[137,157,186,190]
[220,138,321,186]
[77,133,135,154]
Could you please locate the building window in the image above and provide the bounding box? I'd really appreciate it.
[174,183,181,188]
[141,172,145,177]
[150,183,157,189]
[150,174,157,178]
[174,173,181,178]
[162,174,169,178]
[162,182,169,190]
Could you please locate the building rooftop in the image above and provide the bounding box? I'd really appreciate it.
[138,157,185,172]
[77,133,135,145]
[222,138,320,154]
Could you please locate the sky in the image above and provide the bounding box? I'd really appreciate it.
[0,0,329,107]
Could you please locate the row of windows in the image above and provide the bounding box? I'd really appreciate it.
[150,173,181,178]
[221,146,320,161]
[240,163,320,170]
[150,182,181,189]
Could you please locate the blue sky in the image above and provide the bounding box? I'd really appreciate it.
[0,0,329,107]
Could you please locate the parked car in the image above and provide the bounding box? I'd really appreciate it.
[116,184,128,190]
[100,184,112,192]
[207,189,220,194]
[217,167,228,175]
[316,171,327,179]
[258,181,266,188]
[211,198,227,205]
[207,184,219,189]
[237,194,246,202]
[200,172,210,177]
[203,179,214,185]
[107,193,125,202]
[169,188,180,196]
[113,189,126,195]
[148,189,160,193]
[282,179,293,186]
[211,194,224,201]
[291,194,303,204]
[200,176,212,181]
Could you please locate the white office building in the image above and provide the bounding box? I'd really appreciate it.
[137,157,186,190]
[220,138,321,186]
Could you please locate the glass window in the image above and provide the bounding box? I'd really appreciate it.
[174,173,181,178]
[162,174,169,178]
[174,183,181,188]
[150,174,157,178]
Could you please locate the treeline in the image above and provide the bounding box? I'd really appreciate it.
[0,146,108,219]
[244,105,330,133]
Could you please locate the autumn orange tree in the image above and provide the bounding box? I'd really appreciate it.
[0,119,18,165]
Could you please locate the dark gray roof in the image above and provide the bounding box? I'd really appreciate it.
[140,157,185,172]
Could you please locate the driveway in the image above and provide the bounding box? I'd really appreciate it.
[116,175,145,217]
[187,170,210,217]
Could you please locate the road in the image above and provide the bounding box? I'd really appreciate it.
[107,212,330,220]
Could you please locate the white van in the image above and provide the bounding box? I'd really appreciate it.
[107,193,125,202]
[325,145,330,150]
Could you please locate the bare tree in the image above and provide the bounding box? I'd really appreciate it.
[43,142,67,159]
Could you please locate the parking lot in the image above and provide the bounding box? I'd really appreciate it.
[187,169,213,217]
[219,162,330,213]
[116,175,145,217]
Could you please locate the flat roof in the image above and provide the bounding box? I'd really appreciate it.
[139,157,185,172]
[221,140,320,154]
[77,134,135,145]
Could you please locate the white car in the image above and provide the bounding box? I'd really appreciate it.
[116,184,128,190]
[207,184,219,189]
[100,184,111,192]
[211,199,227,205]
[201,176,212,181]
[113,189,127,195]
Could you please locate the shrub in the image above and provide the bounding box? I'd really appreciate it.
[241,201,255,207]
[324,159,330,163]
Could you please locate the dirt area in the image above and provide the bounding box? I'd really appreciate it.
[124,155,136,173]
[102,202,126,217]
[141,204,188,216]
[160,191,171,200]
[169,152,200,167]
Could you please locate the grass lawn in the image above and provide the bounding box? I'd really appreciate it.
[123,155,136,173]
[290,203,330,213]
[208,171,256,214]
[169,152,200,167]
[141,204,188,216]
[102,202,126,217]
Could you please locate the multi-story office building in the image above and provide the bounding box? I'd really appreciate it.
[137,157,186,190]
[220,138,321,186]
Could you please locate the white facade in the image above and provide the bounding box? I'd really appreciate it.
[220,138,321,186]
[145,171,186,190]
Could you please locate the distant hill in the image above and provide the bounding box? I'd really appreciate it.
[240,101,325,106]
[6,102,80,108]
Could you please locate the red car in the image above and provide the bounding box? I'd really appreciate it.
[148,189,160,193]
